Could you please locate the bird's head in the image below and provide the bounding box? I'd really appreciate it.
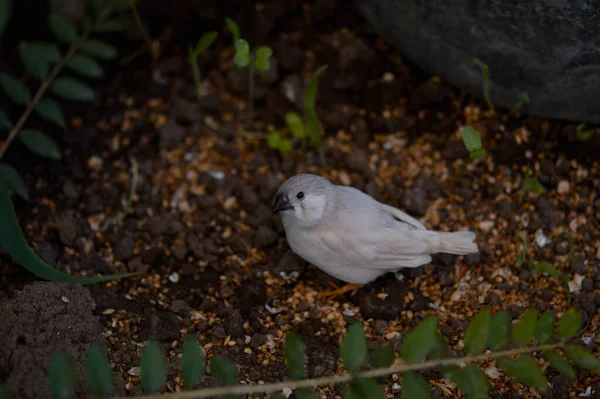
[273,173,333,226]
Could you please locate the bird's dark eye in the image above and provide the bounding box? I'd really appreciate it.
[296,191,305,199]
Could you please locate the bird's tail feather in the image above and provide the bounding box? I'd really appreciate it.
[429,230,478,255]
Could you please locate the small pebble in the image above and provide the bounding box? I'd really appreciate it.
[557,180,570,194]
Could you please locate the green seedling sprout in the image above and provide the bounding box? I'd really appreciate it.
[225,17,240,42]
[473,57,494,112]
[460,126,488,160]
[522,166,545,197]
[514,92,530,111]
[127,0,157,60]
[575,123,594,141]
[265,112,306,156]
[233,38,272,124]
[188,31,218,103]
[304,64,328,164]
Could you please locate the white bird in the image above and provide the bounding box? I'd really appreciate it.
[272,173,479,297]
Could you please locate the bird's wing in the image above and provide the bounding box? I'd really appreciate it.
[378,202,428,230]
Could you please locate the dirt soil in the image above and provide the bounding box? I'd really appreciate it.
[1,1,600,398]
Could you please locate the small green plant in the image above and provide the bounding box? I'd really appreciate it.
[460,126,488,160]
[232,37,272,123]
[575,123,594,141]
[304,64,328,163]
[126,0,157,60]
[225,17,240,43]
[473,57,494,112]
[187,31,218,103]
[522,166,545,197]
[514,91,530,111]
[5,306,597,399]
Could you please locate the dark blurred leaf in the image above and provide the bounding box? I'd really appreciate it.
[0,380,10,399]
[444,365,489,399]
[256,46,272,61]
[473,58,489,76]
[464,308,492,355]
[210,355,238,385]
[489,310,510,350]
[81,40,118,60]
[0,72,31,105]
[518,92,530,104]
[0,163,28,200]
[50,77,95,102]
[297,388,319,399]
[283,331,306,380]
[66,54,104,78]
[340,323,367,372]
[402,315,438,363]
[285,112,305,138]
[534,311,555,344]
[19,129,61,159]
[430,331,448,360]
[0,169,139,283]
[181,335,204,389]
[534,262,568,281]
[544,351,576,379]
[557,308,582,341]
[497,355,548,392]
[371,343,395,368]
[140,341,168,392]
[35,98,66,128]
[403,372,430,399]
[233,39,250,67]
[461,126,482,152]
[225,17,240,42]
[94,19,124,32]
[270,395,286,399]
[85,345,113,398]
[469,148,487,160]
[342,386,361,399]
[19,42,51,79]
[0,0,12,40]
[512,308,538,346]
[48,351,77,399]
[564,345,600,371]
[304,64,328,110]
[278,139,292,156]
[0,111,12,131]
[195,31,218,53]
[49,12,77,43]
[352,377,385,399]
[266,131,281,150]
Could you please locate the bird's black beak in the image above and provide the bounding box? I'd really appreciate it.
[273,193,294,212]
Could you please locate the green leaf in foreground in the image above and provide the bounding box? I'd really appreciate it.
[444,365,489,399]
[0,163,28,201]
[403,372,430,399]
[233,39,250,67]
[340,323,367,372]
[544,351,576,379]
[0,72,31,105]
[297,388,319,399]
[469,148,488,160]
[283,331,306,380]
[180,335,204,389]
[0,111,12,131]
[498,355,548,393]
[34,98,66,128]
[402,315,438,363]
[66,54,104,78]
[430,331,448,360]
[50,77,95,102]
[0,0,12,40]
[534,311,555,344]
[140,341,168,392]
[94,19,124,32]
[85,345,113,397]
[48,351,77,399]
[371,342,395,368]
[49,12,77,43]
[464,308,492,355]
[352,377,385,399]
[285,112,305,138]
[557,308,582,341]
[563,345,600,371]
[225,17,240,42]
[512,308,537,346]
[461,126,482,152]
[19,42,50,79]
[18,129,62,160]
[0,168,141,284]
[489,310,510,350]
[81,40,118,60]
[210,356,238,385]
[0,381,10,399]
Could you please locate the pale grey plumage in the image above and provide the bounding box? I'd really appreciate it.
[273,173,478,284]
